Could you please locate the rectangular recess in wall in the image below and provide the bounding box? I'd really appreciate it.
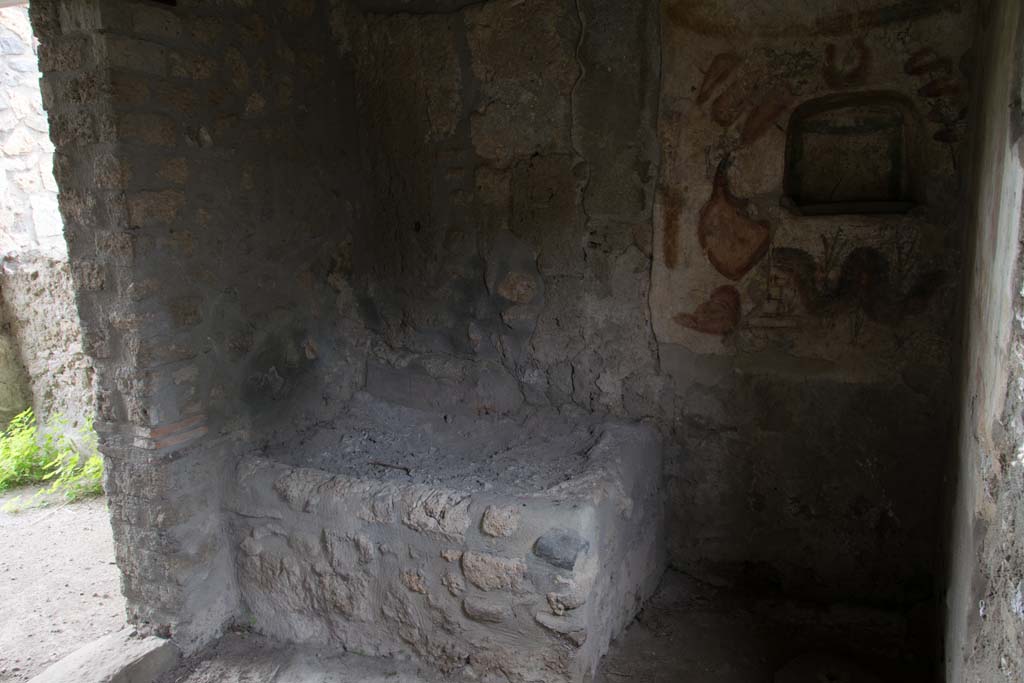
[784,92,919,216]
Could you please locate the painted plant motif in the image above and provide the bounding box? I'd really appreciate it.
[693,49,810,148]
[903,46,969,144]
[769,244,944,324]
[696,52,741,105]
[654,7,969,367]
[740,94,791,147]
[904,48,951,76]
[674,285,741,335]
[823,38,871,88]
[697,160,771,281]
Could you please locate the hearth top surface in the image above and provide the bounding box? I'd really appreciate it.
[259,393,608,494]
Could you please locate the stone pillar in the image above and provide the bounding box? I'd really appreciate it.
[29,0,239,652]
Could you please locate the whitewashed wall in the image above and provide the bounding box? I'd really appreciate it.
[0,4,63,259]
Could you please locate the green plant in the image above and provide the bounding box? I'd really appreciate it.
[41,423,103,499]
[0,408,51,492]
[0,409,104,510]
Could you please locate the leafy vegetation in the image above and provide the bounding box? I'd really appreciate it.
[0,408,50,491]
[41,439,104,501]
[0,408,103,509]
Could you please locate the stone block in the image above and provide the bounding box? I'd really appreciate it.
[127,189,183,225]
[37,35,89,72]
[0,30,25,56]
[48,109,96,147]
[534,529,590,570]
[3,127,36,156]
[169,51,216,81]
[157,157,188,185]
[189,17,223,47]
[27,628,180,683]
[118,112,176,147]
[228,397,665,683]
[131,4,182,42]
[480,505,519,537]
[104,35,168,76]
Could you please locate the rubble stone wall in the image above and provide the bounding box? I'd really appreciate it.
[0,5,62,258]
[228,420,664,683]
[0,280,28,424]
[28,0,980,665]
[0,5,92,430]
[0,254,93,429]
[341,0,975,610]
[29,0,370,650]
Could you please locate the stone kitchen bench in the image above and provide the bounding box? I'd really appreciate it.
[226,393,666,683]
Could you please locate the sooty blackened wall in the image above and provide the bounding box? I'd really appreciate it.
[30,0,974,655]
[31,0,369,649]
[342,0,660,419]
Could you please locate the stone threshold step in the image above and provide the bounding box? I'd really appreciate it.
[162,632,456,683]
[28,628,180,683]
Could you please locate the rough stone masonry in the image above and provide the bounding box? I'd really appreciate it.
[0,4,93,430]
[20,0,1024,681]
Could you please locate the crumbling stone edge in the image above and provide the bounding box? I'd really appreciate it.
[27,628,180,683]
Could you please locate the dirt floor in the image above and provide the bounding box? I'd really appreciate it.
[0,487,125,682]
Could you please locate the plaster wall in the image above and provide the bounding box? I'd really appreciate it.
[945,0,1024,679]
[654,0,973,606]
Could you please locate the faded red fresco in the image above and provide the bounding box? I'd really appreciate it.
[697,161,770,281]
[823,38,871,87]
[674,285,741,335]
[904,48,951,75]
[697,52,741,104]
[740,94,791,146]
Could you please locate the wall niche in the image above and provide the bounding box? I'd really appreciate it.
[783,92,921,215]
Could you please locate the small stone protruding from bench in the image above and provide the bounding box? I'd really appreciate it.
[533,528,589,570]
[461,551,527,591]
[463,596,510,623]
[480,505,520,537]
